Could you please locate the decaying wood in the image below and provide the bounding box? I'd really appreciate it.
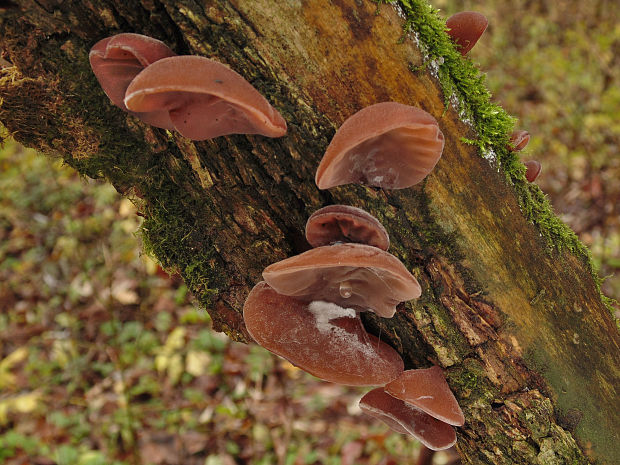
[0,1,618,463]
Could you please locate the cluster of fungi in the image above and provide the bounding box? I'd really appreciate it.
[244,98,466,452]
[89,9,540,463]
[89,33,287,140]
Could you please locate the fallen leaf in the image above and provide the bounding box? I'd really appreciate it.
[0,346,28,389]
[186,350,212,377]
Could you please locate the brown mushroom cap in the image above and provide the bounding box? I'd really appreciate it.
[315,102,444,189]
[305,205,390,250]
[385,367,465,426]
[243,282,404,385]
[446,12,488,56]
[124,55,287,140]
[262,243,421,318]
[524,160,542,182]
[89,33,176,128]
[508,130,530,152]
[359,388,457,450]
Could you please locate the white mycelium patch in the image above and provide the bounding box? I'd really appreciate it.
[307,301,377,360]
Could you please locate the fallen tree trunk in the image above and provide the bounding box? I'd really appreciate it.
[0,1,618,463]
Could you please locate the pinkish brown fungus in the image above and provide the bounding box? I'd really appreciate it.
[305,205,390,251]
[524,160,542,182]
[243,282,404,385]
[262,243,421,318]
[315,102,444,190]
[385,366,465,426]
[124,55,287,140]
[508,130,530,152]
[359,388,457,450]
[446,12,488,56]
[89,33,176,128]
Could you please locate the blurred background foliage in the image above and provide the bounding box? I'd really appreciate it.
[437,0,619,299]
[0,0,617,464]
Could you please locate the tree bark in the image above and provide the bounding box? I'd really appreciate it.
[0,1,618,464]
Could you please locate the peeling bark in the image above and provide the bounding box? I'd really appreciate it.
[0,1,618,463]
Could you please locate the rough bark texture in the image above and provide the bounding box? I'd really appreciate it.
[0,1,618,464]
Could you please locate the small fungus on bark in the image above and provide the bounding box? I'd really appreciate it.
[508,129,531,152]
[446,12,488,56]
[124,55,287,140]
[305,205,390,250]
[315,102,444,189]
[359,388,457,450]
[243,282,404,385]
[385,366,465,426]
[524,160,542,182]
[262,243,421,318]
[89,33,176,128]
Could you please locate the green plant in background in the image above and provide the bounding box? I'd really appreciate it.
[1,141,419,463]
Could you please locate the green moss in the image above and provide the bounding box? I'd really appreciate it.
[136,156,227,308]
[376,0,611,308]
[447,358,497,402]
[18,37,228,312]
[141,210,221,308]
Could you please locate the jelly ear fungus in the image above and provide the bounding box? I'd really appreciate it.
[315,102,444,189]
[124,55,287,140]
[358,367,464,452]
[359,388,457,451]
[385,366,465,426]
[262,243,420,318]
[508,130,530,152]
[446,12,488,56]
[90,34,287,140]
[305,205,390,250]
[243,282,403,385]
[89,33,176,128]
[524,160,542,182]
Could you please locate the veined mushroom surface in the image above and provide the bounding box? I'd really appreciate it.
[305,205,390,250]
[124,55,287,140]
[89,33,176,128]
[262,243,421,318]
[315,102,444,189]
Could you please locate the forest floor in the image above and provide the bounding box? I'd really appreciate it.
[0,0,618,464]
[0,141,425,465]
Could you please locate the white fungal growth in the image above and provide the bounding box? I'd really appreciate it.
[482,148,497,163]
[308,300,356,335]
[393,3,408,21]
[307,301,377,361]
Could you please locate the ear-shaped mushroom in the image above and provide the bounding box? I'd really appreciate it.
[262,243,421,318]
[524,160,542,182]
[305,205,390,250]
[315,102,444,189]
[446,12,488,56]
[89,33,176,128]
[243,282,404,385]
[385,366,465,426]
[359,388,457,450]
[508,130,530,152]
[124,55,287,140]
